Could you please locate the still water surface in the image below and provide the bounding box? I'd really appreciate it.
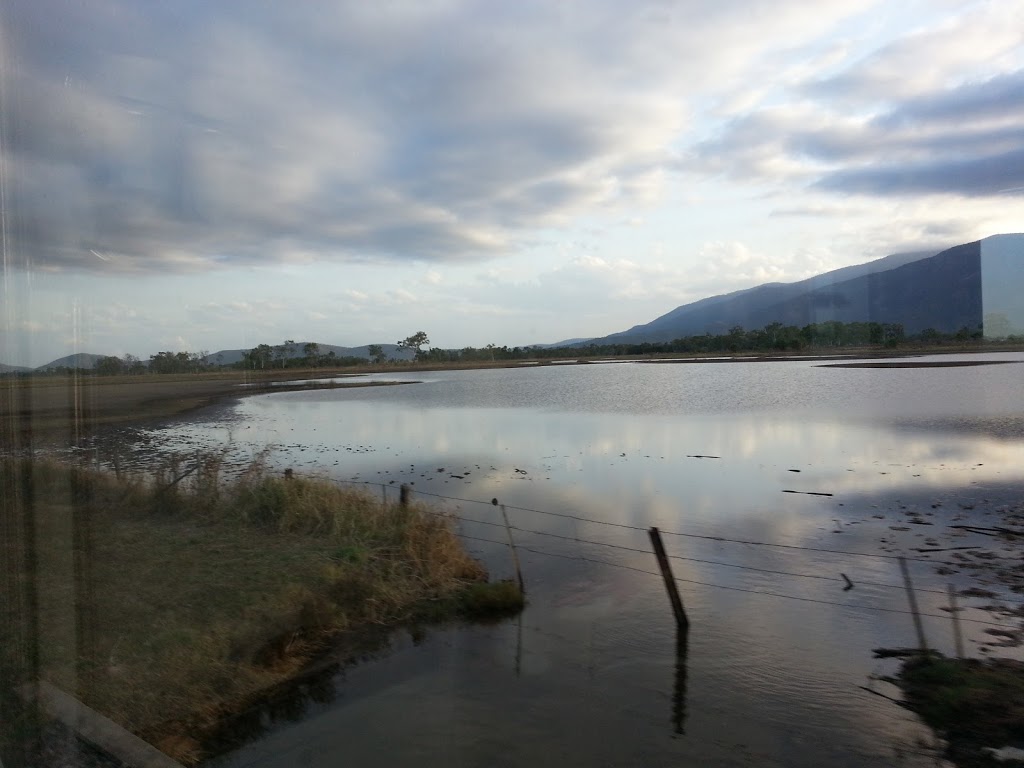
[144,353,1024,767]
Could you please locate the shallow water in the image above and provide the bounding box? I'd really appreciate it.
[137,353,1024,767]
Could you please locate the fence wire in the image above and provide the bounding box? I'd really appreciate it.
[325,477,1017,630]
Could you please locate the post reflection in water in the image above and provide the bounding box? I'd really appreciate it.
[673,629,689,736]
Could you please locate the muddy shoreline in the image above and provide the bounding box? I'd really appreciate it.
[0,372,416,453]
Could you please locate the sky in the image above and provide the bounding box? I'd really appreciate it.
[1,0,1022,367]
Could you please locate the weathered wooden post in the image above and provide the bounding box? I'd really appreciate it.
[648,527,688,631]
[399,483,411,508]
[898,556,928,654]
[948,584,964,659]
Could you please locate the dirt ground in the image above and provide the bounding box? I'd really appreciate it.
[0,371,409,452]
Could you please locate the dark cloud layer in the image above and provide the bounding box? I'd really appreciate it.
[2,0,1020,275]
[817,147,1024,197]
[691,64,1024,198]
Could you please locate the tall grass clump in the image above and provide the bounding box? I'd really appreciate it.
[1,455,522,765]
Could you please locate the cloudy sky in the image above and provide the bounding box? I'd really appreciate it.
[1,0,1021,366]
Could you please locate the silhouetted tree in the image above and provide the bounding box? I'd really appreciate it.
[397,332,430,359]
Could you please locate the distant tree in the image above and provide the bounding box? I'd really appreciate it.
[149,351,193,374]
[303,342,320,366]
[194,350,210,372]
[122,353,146,374]
[274,340,296,369]
[367,344,386,364]
[397,331,430,360]
[245,344,274,370]
[763,322,785,350]
[95,355,124,376]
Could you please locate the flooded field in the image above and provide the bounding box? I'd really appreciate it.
[118,353,1024,767]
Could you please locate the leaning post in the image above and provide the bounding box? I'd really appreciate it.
[648,527,689,631]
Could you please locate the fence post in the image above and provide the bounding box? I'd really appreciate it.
[399,484,411,508]
[648,527,688,631]
[898,556,928,654]
[948,584,964,659]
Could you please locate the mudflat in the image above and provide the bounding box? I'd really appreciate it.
[0,371,403,449]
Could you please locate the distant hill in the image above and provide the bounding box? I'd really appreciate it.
[1,343,416,372]
[585,240,996,345]
[35,353,107,371]
[203,343,415,366]
[0,362,32,373]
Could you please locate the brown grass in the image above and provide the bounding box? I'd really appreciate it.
[0,456,520,764]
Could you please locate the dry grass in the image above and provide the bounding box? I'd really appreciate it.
[0,456,520,765]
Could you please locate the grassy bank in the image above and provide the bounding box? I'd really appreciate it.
[898,654,1024,767]
[0,456,522,765]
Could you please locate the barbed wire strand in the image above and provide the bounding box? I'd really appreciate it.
[458,533,1015,629]
[335,478,953,565]
[425,506,952,596]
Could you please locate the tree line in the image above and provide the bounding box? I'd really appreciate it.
[238,340,363,370]
[11,321,992,377]
[399,321,984,362]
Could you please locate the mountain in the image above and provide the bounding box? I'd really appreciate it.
[35,353,107,370]
[203,343,414,366]
[588,240,995,345]
[533,337,595,349]
[0,363,33,373]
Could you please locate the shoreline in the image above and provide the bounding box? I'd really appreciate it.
[5,345,1023,450]
[0,372,418,450]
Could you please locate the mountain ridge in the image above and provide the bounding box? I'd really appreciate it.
[579,240,1008,345]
